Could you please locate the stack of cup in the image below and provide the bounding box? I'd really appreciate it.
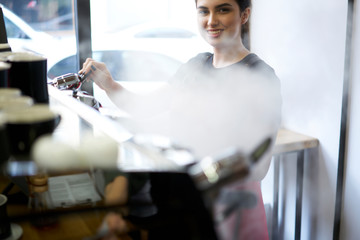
[0,88,32,162]
[0,51,48,103]
[0,50,55,162]
[4,104,61,157]
[0,88,61,161]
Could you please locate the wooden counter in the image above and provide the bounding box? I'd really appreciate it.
[274,128,319,154]
[1,128,319,240]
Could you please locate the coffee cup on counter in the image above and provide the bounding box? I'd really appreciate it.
[0,43,11,53]
[0,95,33,112]
[7,52,48,104]
[0,194,11,239]
[0,62,10,87]
[0,51,13,62]
[0,88,21,98]
[0,90,30,163]
[4,104,61,157]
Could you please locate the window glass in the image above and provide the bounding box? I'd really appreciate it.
[1,0,211,82]
[0,0,76,80]
[89,0,211,81]
[3,16,29,39]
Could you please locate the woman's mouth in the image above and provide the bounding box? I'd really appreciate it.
[207,29,222,37]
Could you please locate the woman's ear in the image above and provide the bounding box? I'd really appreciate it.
[241,7,251,24]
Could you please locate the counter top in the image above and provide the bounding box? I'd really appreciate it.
[273,128,319,154]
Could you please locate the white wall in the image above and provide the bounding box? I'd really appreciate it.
[341,2,360,239]
[251,0,348,239]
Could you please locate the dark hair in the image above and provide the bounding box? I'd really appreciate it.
[195,0,251,12]
[237,0,251,12]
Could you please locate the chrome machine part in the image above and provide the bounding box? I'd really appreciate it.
[51,73,85,90]
[50,72,101,110]
[188,137,272,196]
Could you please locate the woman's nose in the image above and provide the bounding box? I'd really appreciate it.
[207,13,218,26]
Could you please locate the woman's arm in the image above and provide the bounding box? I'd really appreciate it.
[79,58,173,118]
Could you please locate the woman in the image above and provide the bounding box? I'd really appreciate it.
[81,0,281,239]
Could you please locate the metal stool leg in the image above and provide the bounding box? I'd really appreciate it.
[295,150,304,240]
[272,156,280,240]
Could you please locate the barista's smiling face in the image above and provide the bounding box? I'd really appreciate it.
[196,0,249,50]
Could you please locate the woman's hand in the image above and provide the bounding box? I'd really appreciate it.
[105,176,128,206]
[99,212,140,240]
[79,58,122,92]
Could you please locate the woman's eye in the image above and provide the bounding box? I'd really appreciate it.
[218,8,230,13]
[197,9,209,15]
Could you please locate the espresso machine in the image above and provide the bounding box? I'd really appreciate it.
[110,135,273,240]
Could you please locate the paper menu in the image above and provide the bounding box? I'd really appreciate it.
[47,173,102,208]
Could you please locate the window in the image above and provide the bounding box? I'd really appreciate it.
[1,1,211,82]
[4,16,29,39]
